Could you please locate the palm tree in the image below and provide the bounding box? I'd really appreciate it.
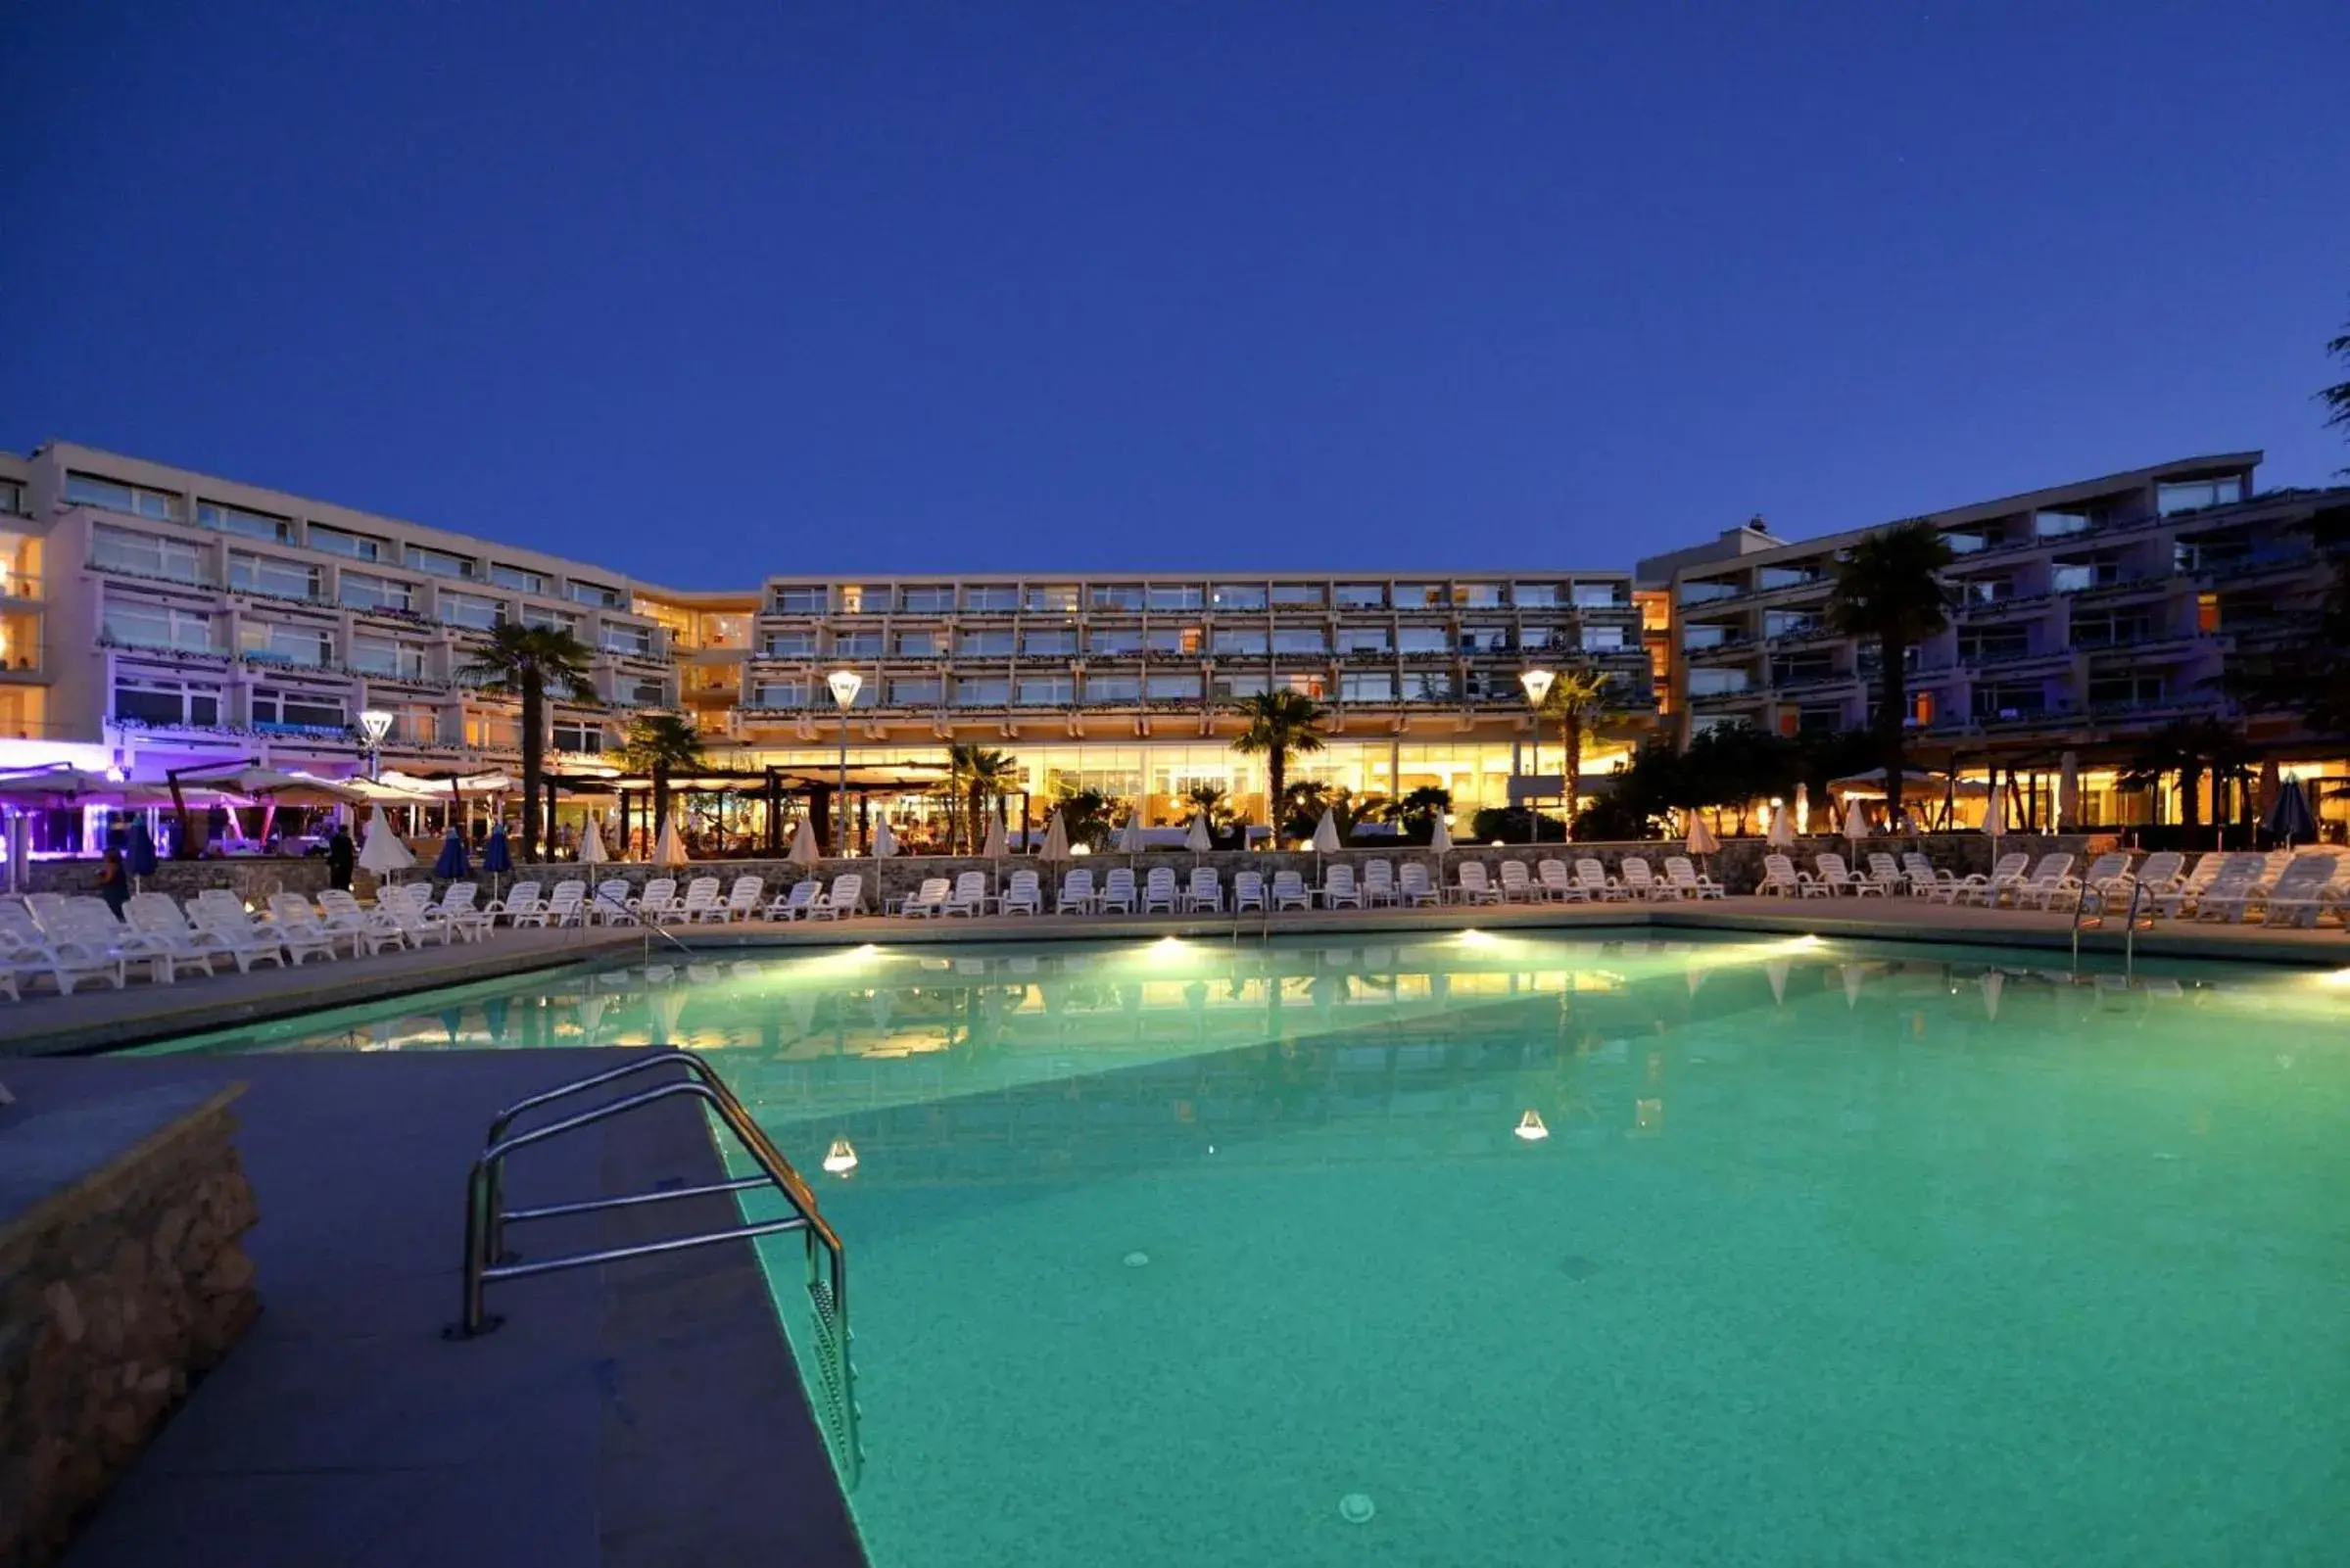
[1229,689,1325,830]
[946,743,1021,851]
[1826,521,1956,828]
[619,713,704,845]
[2122,720,2209,828]
[458,622,596,863]
[1532,667,1621,825]
[1180,781,1235,830]
[2325,305,2350,446]
[1050,785,1122,850]
[1394,785,1453,839]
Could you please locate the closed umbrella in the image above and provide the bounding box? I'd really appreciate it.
[2264,777,2317,848]
[433,827,470,879]
[1684,817,1719,856]
[2057,751,2082,830]
[1311,809,1340,855]
[1794,782,1811,837]
[358,805,415,877]
[1115,814,1147,854]
[1766,804,1795,848]
[127,820,159,890]
[483,820,514,874]
[6,814,26,894]
[1040,809,1072,861]
[1841,799,1869,842]
[871,816,898,858]
[787,815,822,868]
[1187,813,1216,854]
[576,817,606,867]
[981,814,1007,859]
[1983,786,2006,839]
[652,817,689,867]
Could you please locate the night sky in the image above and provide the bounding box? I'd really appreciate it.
[3,2,2345,589]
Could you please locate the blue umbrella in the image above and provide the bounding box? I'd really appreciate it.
[2263,776,2318,847]
[127,819,159,883]
[480,820,511,896]
[434,827,471,879]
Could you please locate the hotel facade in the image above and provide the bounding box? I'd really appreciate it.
[2,439,2342,842]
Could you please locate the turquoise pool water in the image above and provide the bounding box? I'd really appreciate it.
[149,932,2350,1566]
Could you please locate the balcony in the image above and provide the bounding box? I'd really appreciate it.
[0,573,40,603]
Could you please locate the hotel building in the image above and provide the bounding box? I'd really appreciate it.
[1638,453,2350,827]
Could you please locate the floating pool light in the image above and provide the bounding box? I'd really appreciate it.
[1458,928,1496,946]
[822,1137,859,1177]
[1513,1109,1550,1141]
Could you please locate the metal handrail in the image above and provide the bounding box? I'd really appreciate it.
[587,888,695,961]
[450,1050,861,1487]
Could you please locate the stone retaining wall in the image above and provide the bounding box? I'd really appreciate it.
[25,857,337,902]
[0,1083,260,1568]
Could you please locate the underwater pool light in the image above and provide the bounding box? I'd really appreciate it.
[822,1137,859,1177]
[1513,1109,1550,1141]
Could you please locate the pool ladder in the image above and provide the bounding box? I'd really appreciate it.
[587,890,697,966]
[2070,874,2151,978]
[446,1049,863,1489]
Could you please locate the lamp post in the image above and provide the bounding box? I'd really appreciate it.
[1517,668,1555,842]
[359,708,393,783]
[826,670,862,856]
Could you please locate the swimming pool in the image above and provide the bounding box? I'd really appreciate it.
[145,931,2350,1566]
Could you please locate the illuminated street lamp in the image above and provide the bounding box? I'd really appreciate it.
[1517,668,1557,842]
[827,670,863,856]
[359,708,394,782]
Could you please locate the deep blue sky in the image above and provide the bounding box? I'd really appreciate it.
[4,3,2345,590]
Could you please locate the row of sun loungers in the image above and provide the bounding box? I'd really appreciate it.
[1753,846,2350,927]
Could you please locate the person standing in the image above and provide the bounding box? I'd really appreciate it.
[327,824,356,892]
[96,846,131,920]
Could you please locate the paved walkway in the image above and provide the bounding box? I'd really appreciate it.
[6,897,2341,1059]
[7,1048,865,1568]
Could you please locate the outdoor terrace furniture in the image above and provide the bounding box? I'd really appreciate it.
[677,878,725,922]
[1946,852,2031,906]
[2150,853,2240,918]
[374,885,453,948]
[1756,854,1812,898]
[1900,852,1957,899]
[1232,872,1267,913]
[1271,871,1313,911]
[1362,859,1396,906]
[266,892,364,958]
[632,879,682,921]
[1496,861,1538,903]
[1619,858,1678,901]
[809,874,863,920]
[183,903,297,972]
[1865,853,1906,895]
[1536,860,1582,902]
[1397,863,1440,908]
[1055,870,1096,914]
[717,876,768,922]
[1141,868,1179,915]
[1664,857,1725,899]
[1455,863,1503,905]
[2001,854,2076,910]
[1183,868,1224,914]
[1321,865,1362,910]
[588,879,634,922]
[1572,859,1619,901]
[765,880,823,921]
[0,913,123,995]
[2195,861,2275,924]
[2249,854,2344,927]
[484,879,545,926]
[1096,869,1137,914]
[1001,870,1043,916]
[900,878,952,918]
[317,889,408,953]
[544,880,590,927]
[1811,853,1880,897]
[945,872,991,917]
[121,894,225,981]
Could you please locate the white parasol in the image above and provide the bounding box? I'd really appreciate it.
[2056,752,2082,829]
[1766,804,1795,848]
[578,817,608,866]
[1983,786,2006,838]
[981,814,1007,859]
[1685,817,1720,856]
[871,816,898,858]
[1311,809,1340,854]
[357,805,415,876]
[1186,813,1215,853]
[1040,809,1072,861]
[1842,799,1869,841]
[1794,782,1811,836]
[653,817,689,867]
[788,815,822,867]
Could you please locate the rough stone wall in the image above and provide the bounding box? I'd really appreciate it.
[0,1086,260,1568]
[25,857,335,903]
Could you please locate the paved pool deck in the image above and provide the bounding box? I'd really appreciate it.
[4,1048,866,1568]
[6,897,2343,1059]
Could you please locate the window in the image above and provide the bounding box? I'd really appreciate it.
[752,679,809,709]
[2035,510,2091,539]
[1337,627,1391,654]
[763,631,818,657]
[1943,528,1993,554]
[2157,476,2245,516]
[770,587,826,614]
[1090,584,1146,611]
[519,603,577,633]
[1511,582,1561,608]
[1771,654,1838,687]
[552,720,606,754]
[1957,575,2013,603]
[102,601,215,653]
[238,621,333,667]
[2052,560,2119,594]
[405,545,476,580]
[1340,672,1394,702]
[1974,683,2050,718]
[1212,673,1271,700]
[829,630,884,659]
[1333,584,1385,609]
[1397,626,1449,655]
[626,678,669,706]
[340,571,415,614]
[1211,584,1268,611]
[196,500,292,543]
[1580,625,1627,651]
[1677,579,1740,605]
[568,581,626,609]
[959,630,1014,656]
[955,677,1011,706]
[392,705,442,744]
[599,623,652,656]
[1271,584,1324,607]
[888,677,944,706]
[1015,676,1074,706]
[965,586,1020,612]
[228,551,321,600]
[68,473,179,521]
[350,636,429,681]
[1146,584,1203,612]
[2087,673,2168,708]
[1394,582,1444,609]
[1270,628,1327,655]
[1683,624,1740,650]
[489,563,547,594]
[1520,624,1573,652]
[0,481,23,515]
[1087,627,1143,655]
[835,584,888,614]
[1021,629,1078,655]
[1959,627,2032,661]
[1212,628,1269,656]
[1572,581,1628,608]
[894,629,947,656]
[1274,671,1327,697]
[438,592,504,631]
[1014,584,1075,613]
[1458,626,1511,654]
[308,524,384,561]
[1764,610,1820,638]
[112,675,220,729]
[1145,673,1201,701]
[901,586,956,612]
[1405,670,1455,701]
[1688,667,1751,696]
[1755,566,1820,592]
[1082,674,1139,703]
[1453,583,1505,608]
[91,525,208,584]
[251,687,346,733]
[1144,626,1204,655]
